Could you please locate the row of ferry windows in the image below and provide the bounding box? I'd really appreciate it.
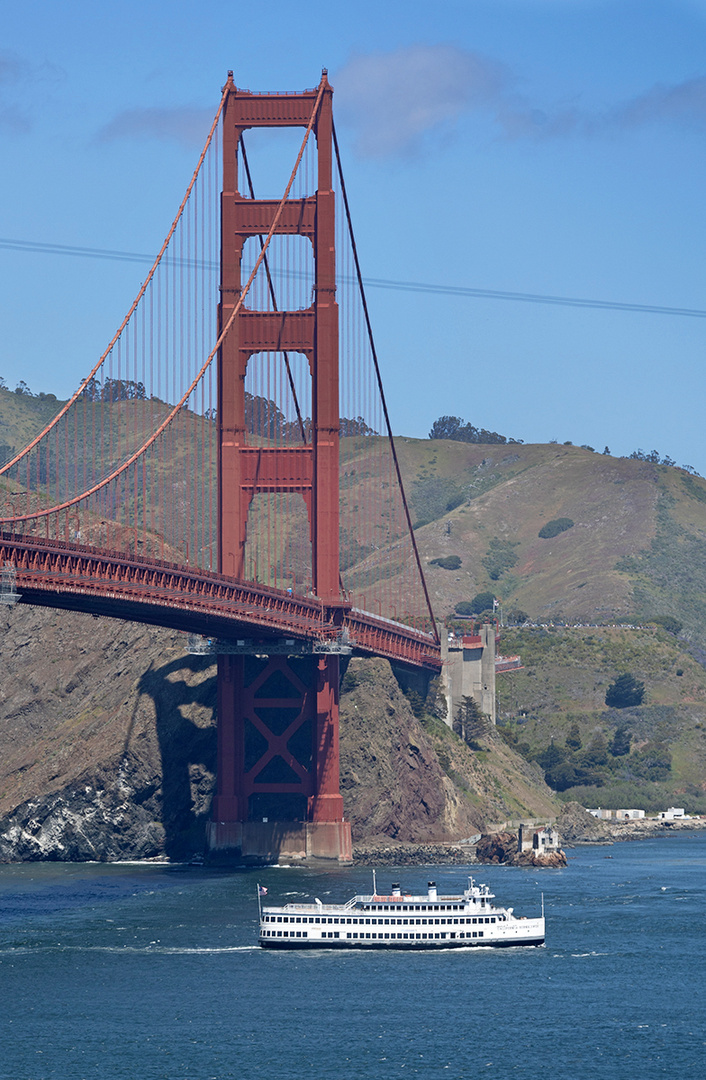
[362,903,485,911]
[263,915,503,925]
[261,930,487,940]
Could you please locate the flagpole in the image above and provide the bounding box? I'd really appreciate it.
[257,882,262,919]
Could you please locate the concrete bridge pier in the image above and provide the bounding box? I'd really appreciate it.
[206,644,351,864]
[442,622,497,727]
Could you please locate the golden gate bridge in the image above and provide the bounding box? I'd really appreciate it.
[0,72,441,863]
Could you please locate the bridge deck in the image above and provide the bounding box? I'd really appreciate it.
[0,534,441,672]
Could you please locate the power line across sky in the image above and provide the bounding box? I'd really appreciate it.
[2,236,704,320]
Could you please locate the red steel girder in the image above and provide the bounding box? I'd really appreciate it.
[0,534,441,670]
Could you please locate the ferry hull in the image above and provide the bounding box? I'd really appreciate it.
[260,935,545,950]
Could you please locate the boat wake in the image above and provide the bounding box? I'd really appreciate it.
[0,944,259,955]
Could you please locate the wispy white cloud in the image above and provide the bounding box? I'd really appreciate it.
[95,107,213,147]
[611,75,706,130]
[334,44,706,156]
[334,44,509,156]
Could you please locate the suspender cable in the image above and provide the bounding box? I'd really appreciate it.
[0,88,228,479]
[1,81,326,529]
[332,119,438,643]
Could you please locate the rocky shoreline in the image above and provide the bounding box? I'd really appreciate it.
[595,816,706,843]
[353,842,479,867]
[351,810,706,867]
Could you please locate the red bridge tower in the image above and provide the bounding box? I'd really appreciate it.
[207,74,352,863]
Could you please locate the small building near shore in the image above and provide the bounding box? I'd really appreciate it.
[615,809,645,820]
[517,824,561,854]
[658,807,688,820]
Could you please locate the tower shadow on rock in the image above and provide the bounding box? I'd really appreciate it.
[136,654,217,860]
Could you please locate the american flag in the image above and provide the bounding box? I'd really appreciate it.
[258,885,268,896]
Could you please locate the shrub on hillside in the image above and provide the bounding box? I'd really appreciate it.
[429,555,462,570]
[482,536,519,581]
[605,673,645,709]
[556,781,701,814]
[628,740,672,782]
[411,477,465,526]
[538,517,574,539]
[681,474,706,503]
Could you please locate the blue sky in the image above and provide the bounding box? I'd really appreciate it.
[1,0,705,469]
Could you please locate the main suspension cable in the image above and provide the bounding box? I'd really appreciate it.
[0,86,230,478]
[1,80,326,526]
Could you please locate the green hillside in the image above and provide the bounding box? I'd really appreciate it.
[0,387,66,464]
[495,625,706,814]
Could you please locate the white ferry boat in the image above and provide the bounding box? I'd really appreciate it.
[258,876,545,950]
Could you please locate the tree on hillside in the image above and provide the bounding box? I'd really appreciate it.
[605,673,645,709]
[534,741,566,772]
[428,415,521,445]
[566,722,582,751]
[453,695,489,749]
[581,731,610,768]
[650,615,683,635]
[629,448,677,468]
[339,415,376,436]
[609,726,631,756]
[455,593,496,618]
[469,591,495,614]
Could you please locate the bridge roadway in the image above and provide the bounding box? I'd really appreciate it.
[0,533,441,672]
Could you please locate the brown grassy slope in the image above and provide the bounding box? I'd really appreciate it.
[6,390,703,636]
[394,441,666,625]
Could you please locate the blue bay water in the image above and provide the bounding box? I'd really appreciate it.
[0,834,704,1080]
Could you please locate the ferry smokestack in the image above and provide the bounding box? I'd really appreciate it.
[391,883,401,898]
[428,881,437,900]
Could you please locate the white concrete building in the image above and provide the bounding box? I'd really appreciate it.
[442,625,497,726]
[658,807,688,820]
